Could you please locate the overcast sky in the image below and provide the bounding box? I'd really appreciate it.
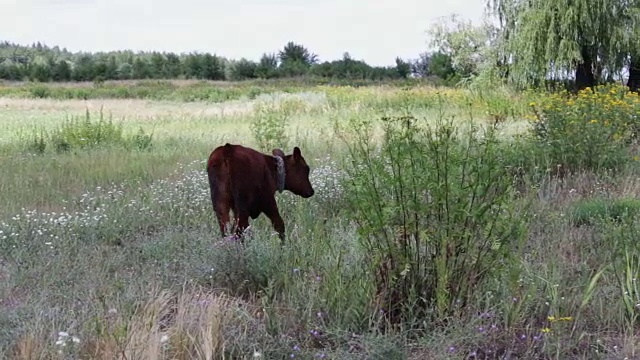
[2,0,487,66]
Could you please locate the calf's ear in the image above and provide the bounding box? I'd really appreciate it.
[272,149,285,158]
[293,146,301,160]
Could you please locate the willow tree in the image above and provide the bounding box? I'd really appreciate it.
[487,0,640,91]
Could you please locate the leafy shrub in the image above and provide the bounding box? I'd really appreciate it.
[250,102,289,151]
[339,114,528,327]
[28,85,50,99]
[528,84,640,174]
[570,197,640,226]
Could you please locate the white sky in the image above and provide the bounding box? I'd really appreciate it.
[1,0,487,66]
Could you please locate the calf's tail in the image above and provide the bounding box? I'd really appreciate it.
[206,148,231,208]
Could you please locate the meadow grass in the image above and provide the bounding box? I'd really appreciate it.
[2,81,640,359]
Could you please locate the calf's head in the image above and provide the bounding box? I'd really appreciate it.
[273,147,315,198]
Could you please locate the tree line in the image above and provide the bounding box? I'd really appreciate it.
[5,0,638,93]
[0,41,457,84]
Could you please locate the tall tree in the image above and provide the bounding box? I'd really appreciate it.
[52,59,71,81]
[487,0,640,90]
[427,14,497,80]
[72,55,96,81]
[278,41,318,68]
[255,53,279,79]
[395,57,411,78]
[164,53,182,78]
[428,52,456,81]
[149,52,167,78]
[411,52,432,78]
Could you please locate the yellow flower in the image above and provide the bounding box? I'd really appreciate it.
[541,327,552,333]
[529,102,536,106]
[589,119,598,124]
[547,316,556,322]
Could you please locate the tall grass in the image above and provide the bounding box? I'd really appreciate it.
[20,108,153,155]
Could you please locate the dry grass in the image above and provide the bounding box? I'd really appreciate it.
[0,94,331,147]
[9,286,261,360]
[0,97,255,120]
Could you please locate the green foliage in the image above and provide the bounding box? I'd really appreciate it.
[227,58,258,81]
[28,84,50,98]
[308,52,405,81]
[0,40,450,83]
[428,52,459,85]
[427,14,496,80]
[250,101,289,151]
[394,57,411,78]
[528,84,640,174]
[339,113,528,326]
[28,129,47,155]
[487,0,639,89]
[255,53,279,79]
[51,110,124,152]
[278,41,318,68]
[128,127,154,151]
[595,219,640,332]
[23,109,154,154]
[570,197,640,225]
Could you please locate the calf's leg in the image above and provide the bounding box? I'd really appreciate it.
[264,198,286,244]
[233,206,251,243]
[214,202,231,237]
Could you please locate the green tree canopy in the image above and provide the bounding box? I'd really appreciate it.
[487,0,640,90]
[278,41,318,68]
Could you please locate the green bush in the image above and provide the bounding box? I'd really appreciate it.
[339,114,529,327]
[28,85,50,98]
[528,84,640,175]
[250,102,289,151]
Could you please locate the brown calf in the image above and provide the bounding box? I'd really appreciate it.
[206,143,315,243]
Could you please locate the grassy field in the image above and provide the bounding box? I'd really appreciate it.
[2,79,640,359]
